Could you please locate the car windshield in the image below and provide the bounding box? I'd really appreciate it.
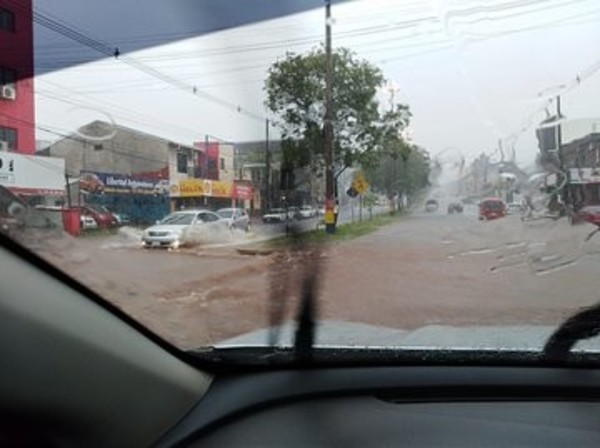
[159,213,195,225]
[4,0,600,365]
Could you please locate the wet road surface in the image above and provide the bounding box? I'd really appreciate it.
[27,208,600,349]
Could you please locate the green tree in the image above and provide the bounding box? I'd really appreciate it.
[265,47,410,172]
[364,144,431,200]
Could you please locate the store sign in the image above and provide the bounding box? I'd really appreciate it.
[178,178,205,197]
[80,170,169,194]
[0,153,65,195]
[233,182,254,200]
[211,180,233,198]
[175,178,234,198]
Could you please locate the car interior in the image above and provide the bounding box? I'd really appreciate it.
[2,233,600,447]
[3,0,600,446]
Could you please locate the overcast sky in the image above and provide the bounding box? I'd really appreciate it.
[34,0,600,167]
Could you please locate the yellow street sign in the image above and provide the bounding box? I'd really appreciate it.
[352,172,369,194]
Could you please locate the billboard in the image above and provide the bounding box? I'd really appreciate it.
[80,170,170,195]
[0,153,65,195]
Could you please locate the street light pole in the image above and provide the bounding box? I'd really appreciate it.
[324,0,335,233]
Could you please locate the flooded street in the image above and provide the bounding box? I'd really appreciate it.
[29,209,600,349]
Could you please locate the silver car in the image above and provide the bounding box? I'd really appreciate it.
[217,207,250,232]
[142,210,223,248]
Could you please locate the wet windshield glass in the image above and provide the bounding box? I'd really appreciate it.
[3,0,600,358]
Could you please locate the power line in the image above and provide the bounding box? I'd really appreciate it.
[3,0,268,123]
[37,79,221,142]
[503,52,600,151]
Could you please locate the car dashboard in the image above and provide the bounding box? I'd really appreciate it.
[157,366,600,447]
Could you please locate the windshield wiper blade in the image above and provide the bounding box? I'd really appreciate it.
[291,226,323,363]
[543,303,600,361]
[266,222,322,362]
[294,258,319,362]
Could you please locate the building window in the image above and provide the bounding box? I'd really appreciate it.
[220,157,225,170]
[0,67,16,86]
[0,127,17,150]
[0,9,15,32]
[176,153,188,174]
[93,144,103,151]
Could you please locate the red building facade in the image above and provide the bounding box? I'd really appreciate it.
[0,0,35,153]
[194,141,220,180]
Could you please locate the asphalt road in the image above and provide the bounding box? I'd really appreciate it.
[27,208,600,349]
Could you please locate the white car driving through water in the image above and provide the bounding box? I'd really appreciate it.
[141,209,224,249]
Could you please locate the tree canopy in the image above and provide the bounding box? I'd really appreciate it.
[265,46,430,200]
[265,47,410,171]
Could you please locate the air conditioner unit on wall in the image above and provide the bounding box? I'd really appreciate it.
[0,84,16,100]
[0,141,8,152]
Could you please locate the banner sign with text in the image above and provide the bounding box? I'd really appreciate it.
[80,170,169,195]
[171,178,235,198]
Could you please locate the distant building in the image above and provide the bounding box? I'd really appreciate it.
[536,116,600,208]
[0,0,35,153]
[457,154,526,203]
[235,139,323,212]
[191,140,235,182]
[559,132,600,207]
[46,121,171,176]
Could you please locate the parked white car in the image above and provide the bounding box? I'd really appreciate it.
[80,214,98,230]
[142,209,224,248]
[263,208,287,224]
[217,207,250,232]
[298,205,317,219]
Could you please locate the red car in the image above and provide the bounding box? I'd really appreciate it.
[576,205,600,225]
[479,197,506,221]
[82,205,118,228]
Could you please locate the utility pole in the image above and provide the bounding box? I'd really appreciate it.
[265,118,271,213]
[65,173,72,208]
[324,0,335,233]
